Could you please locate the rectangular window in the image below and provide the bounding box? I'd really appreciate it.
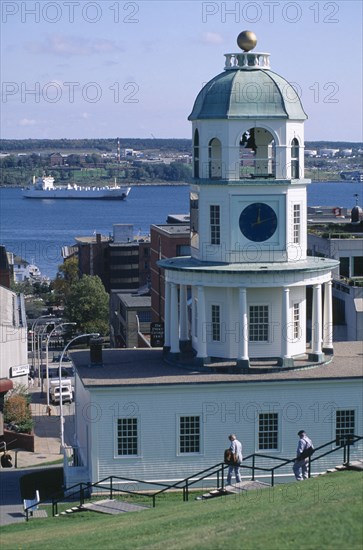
[179,416,200,454]
[249,305,269,342]
[210,205,220,245]
[190,192,199,249]
[258,413,278,450]
[117,418,138,456]
[293,204,301,244]
[353,256,363,277]
[137,310,151,323]
[211,304,221,341]
[293,303,300,340]
[336,410,355,446]
[339,257,350,278]
[333,296,346,325]
[176,244,191,256]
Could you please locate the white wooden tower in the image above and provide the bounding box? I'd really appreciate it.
[159,32,339,370]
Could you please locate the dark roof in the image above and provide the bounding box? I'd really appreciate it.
[116,293,151,308]
[189,69,307,121]
[71,341,363,389]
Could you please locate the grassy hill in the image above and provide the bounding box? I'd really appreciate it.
[1,472,362,549]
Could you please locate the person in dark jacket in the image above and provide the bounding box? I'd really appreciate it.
[1,452,12,468]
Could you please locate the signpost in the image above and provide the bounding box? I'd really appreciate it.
[150,322,164,347]
[10,365,29,378]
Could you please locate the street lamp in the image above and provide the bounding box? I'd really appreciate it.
[30,315,60,382]
[59,332,100,448]
[30,314,55,371]
[45,322,76,406]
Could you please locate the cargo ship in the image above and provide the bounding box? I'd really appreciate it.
[22,176,131,200]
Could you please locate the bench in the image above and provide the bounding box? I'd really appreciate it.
[23,490,40,519]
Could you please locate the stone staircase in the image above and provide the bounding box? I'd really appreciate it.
[196,480,270,500]
[317,460,363,476]
[43,460,363,518]
[56,499,149,516]
[196,461,363,501]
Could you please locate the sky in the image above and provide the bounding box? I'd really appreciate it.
[1,0,362,141]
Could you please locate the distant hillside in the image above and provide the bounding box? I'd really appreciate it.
[0,138,362,154]
[0,138,192,154]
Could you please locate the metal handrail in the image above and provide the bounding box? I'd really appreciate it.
[25,435,362,519]
[180,434,362,500]
[48,474,177,517]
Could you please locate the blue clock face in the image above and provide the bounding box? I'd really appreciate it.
[239,202,278,242]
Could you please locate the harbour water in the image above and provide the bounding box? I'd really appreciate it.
[0,181,362,279]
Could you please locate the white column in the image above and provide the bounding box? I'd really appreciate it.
[323,280,333,352]
[281,287,290,358]
[312,284,322,357]
[275,145,288,179]
[197,286,207,359]
[179,284,188,341]
[238,288,249,361]
[170,283,179,353]
[164,281,171,348]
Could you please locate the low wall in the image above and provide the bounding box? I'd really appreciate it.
[4,429,35,452]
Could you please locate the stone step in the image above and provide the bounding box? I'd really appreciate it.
[317,461,363,477]
[345,461,363,471]
[196,480,270,500]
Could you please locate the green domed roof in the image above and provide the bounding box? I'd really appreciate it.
[189,68,307,121]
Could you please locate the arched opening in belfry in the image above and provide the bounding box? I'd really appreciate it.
[193,129,200,178]
[208,138,222,179]
[239,127,275,179]
[291,137,300,179]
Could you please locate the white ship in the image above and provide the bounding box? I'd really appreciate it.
[22,176,131,200]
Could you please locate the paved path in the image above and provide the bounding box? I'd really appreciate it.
[0,387,73,526]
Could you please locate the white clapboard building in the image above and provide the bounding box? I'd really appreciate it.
[67,33,362,488]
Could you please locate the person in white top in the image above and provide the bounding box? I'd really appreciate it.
[293,430,314,481]
[226,433,243,485]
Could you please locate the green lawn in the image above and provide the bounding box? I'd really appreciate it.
[1,472,362,550]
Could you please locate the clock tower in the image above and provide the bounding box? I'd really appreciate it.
[159,32,339,370]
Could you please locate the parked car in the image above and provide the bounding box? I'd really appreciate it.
[49,378,73,404]
[41,365,75,378]
[53,353,71,362]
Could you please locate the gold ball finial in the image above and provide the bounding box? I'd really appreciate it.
[237,30,257,52]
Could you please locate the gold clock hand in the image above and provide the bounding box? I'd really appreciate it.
[252,216,276,227]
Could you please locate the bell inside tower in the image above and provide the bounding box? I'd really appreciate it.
[240,127,275,179]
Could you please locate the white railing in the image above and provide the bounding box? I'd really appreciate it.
[225,52,270,70]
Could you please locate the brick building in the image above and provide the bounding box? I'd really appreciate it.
[74,225,150,293]
[150,221,190,325]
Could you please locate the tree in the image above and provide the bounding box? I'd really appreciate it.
[4,385,33,434]
[64,275,109,336]
[53,257,79,300]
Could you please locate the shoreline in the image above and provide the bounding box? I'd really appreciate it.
[1,179,361,190]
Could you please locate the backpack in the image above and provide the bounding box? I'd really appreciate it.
[224,449,238,465]
[299,445,315,460]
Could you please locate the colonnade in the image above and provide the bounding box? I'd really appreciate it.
[163,279,333,367]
